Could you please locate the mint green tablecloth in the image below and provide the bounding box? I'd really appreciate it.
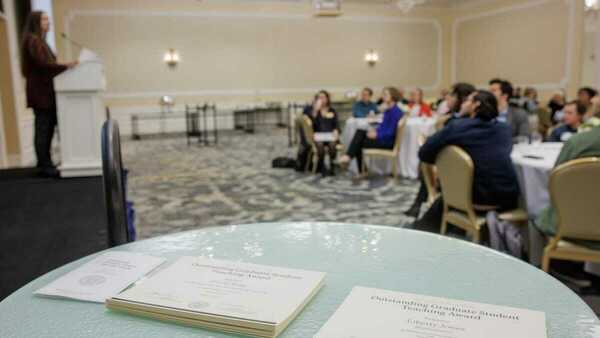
[1,223,598,337]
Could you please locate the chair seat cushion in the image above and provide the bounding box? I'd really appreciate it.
[498,208,529,223]
[446,210,486,229]
[363,149,395,157]
[556,239,600,253]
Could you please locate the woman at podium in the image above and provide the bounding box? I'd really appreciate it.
[21,11,77,177]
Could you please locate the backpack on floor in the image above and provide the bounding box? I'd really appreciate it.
[486,211,525,259]
[272,157,297,169]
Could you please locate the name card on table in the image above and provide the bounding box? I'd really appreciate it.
[35,251,166,303]
[315,287,547,338]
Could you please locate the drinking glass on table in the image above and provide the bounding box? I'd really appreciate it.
[515,136,529,145]
[530,132,543,144]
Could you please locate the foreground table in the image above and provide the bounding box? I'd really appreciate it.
[1,223,598,337]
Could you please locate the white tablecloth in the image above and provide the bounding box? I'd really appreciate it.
[512,142,600,275]
[342,117,436,179]
[511,143,563,219]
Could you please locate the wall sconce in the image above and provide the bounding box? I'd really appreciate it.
[164,48,180,68]
[365,49,379,67]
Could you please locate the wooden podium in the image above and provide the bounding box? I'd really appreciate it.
[54,58,106,178]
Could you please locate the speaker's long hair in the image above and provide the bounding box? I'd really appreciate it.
[21,11,48,76]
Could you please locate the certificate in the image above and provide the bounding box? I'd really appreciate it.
[315,287,547,338]
[35,251,165,303]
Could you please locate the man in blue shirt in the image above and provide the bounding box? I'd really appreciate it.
[548,101,586,142]
[352,88,379,118]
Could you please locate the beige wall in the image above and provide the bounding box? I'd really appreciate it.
[581,30,596,87]
[53,0,452,109]
[52,0,585,105]
[0,91,6,168]
[453,0,584,99]
[45,0,586,135]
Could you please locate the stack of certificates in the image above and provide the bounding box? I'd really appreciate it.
[106,257,326,338]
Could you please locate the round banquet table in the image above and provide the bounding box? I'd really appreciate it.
[511,143,563,219]
[1,223,598,337]
[342,117,436,179]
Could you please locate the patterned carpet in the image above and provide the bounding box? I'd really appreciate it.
[121,129,417,240]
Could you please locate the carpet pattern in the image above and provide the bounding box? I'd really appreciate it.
[122,130,417,240]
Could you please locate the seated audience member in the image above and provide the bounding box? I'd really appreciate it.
[489,78,530,141]
[435,82,477,126]
[580,96,600,131]
[303,90,339,176]
[403,82,476,217]
[522,87,539,112]
[529,110,600,269]
[352,87,378,118]
[436,98,450,116]
[510,87,523,106]
[419,90,520,211]
[408,88,432,118]
[548,90,566,124]
[339,87,404,173]
[435,88,449,109]
[548,101,586,142]
[578,87,599,118]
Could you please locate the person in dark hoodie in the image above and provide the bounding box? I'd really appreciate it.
[410,90,520,234]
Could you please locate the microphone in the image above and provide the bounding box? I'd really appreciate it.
[60,33,85,49]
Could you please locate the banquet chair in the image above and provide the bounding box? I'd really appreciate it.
[436,146,526,243]
[101,119,131,247]
[541,157,600,272]
[298,115,319,174]
[421,163,439,206]
[417,134,439,206]
[361,116,408,178]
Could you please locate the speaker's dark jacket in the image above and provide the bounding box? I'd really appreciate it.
[22,34,67,110]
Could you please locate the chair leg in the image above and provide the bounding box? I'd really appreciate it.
[440,207,448,235]
[361,155,368,177]
[541,255,551,272]
[305,150,312,173]
[392,158,398,179]
[311,153,318,174]
[541,250,552,272]
[472,229,481,244]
